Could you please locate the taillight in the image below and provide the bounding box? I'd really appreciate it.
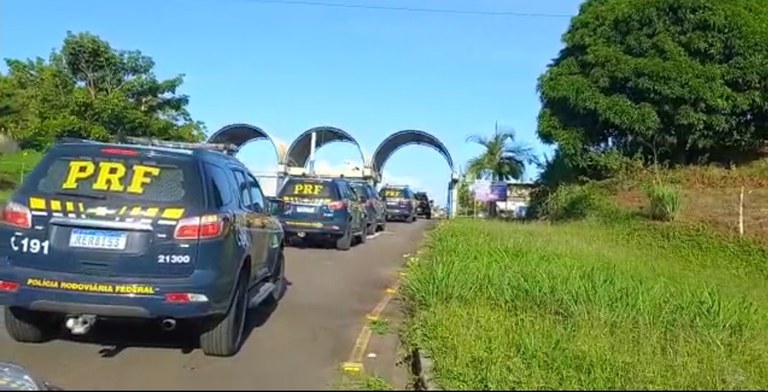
[101,147,138,156]
[1,202,32,229]
[165,292,209,303]
[328,201,347,211]
[173,215,226,240]
[0,280,20,292]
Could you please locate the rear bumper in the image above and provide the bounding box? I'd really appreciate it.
[0,264,229,320]
[386,209,412,219]
[280,219,348,236]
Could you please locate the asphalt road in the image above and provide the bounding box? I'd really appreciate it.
[1,219,434,390]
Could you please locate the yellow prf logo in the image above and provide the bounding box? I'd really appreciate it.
[61,160,161,195]
[292,183,324,195]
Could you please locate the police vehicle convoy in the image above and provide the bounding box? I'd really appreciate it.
[0,137,286,357]
[276,176,367,250]
[379,185,418,223]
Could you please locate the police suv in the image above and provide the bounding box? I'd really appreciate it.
[0,137,286,357]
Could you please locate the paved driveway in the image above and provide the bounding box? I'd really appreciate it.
[1,219,434,390]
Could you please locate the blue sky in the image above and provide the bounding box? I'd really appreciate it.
[0,0,582,206]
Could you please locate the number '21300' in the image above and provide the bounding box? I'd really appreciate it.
[157,255,190,264]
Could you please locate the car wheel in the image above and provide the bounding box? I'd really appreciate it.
[336,226,352,251]
[366,222,376,236]
[4,307,58,343]
[426,213,432,220]
[199,274,248,357]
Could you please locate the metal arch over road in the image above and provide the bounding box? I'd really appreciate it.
[207,123,289,163]
[371,129,455,174]
[371,130,459,217]
[284,126,366,167]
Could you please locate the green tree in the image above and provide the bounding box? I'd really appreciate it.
[466,129,535,182]
[0,31,206,150]
[537,0,768,173]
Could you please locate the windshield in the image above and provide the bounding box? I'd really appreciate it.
[21,147,203,207]
[279,179,338,203]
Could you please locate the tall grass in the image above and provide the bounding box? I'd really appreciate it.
[401,219,768,390]
[646,183,682,221]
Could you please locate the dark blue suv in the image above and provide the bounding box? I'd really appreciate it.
[276,176,366,250]
[0,137,286,357]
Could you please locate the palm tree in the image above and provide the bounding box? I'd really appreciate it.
[465,126,536,216]
[466,128,535,182]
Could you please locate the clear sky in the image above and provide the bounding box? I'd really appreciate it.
[0,0,582,206]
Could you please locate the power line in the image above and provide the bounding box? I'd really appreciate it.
[234,0,574,18]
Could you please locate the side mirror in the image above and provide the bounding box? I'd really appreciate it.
[0,362,60,390]
[266,197,285,216]
[429,199,434,205]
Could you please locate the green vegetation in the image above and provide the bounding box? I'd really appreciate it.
[645,183,683,221]
[401,218,768,390]
[339,374,394,391]
[0,31,205,198]
[0,31,205,151]
[537,0,768,182]
[368,318,392,335]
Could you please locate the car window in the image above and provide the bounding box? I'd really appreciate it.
[23,146,204,207]
[245,173,265,213]
[346,183,361,202]
[231,169,251,208]
[204,163,233,208]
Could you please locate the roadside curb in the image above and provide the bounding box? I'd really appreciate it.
[410,348,442,391]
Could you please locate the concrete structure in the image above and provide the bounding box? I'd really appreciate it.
[206,124,460,217]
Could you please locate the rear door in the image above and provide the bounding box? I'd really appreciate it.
[278,178,342,222]
[381,187,407,210]
[3,144,205,278]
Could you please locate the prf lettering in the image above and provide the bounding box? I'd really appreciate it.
[293,183,323,195]
[61,161,161,194]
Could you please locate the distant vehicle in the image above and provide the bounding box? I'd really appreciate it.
[276,176,367,250]
[379,185,417,223]
[413,192,432,219]
[349,180,387,234]
[0,137,286,357]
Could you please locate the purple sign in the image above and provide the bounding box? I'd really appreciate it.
[472,181,508,202]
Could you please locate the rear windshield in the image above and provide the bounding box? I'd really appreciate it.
[279,179,338,203]
[380,188,407,199]
[20,147,203,206]
[415,193,428,201]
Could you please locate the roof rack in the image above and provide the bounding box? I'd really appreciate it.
[57,136,239,156]
[123,137,239,155]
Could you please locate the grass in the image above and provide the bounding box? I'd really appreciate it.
[338,374,394,390]
[400,218,768,390]
[368,318,392,335]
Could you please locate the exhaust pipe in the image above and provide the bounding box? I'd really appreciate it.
[160,318,177,331]
[65,314,96,335]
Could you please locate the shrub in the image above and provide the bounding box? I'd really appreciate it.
[538,184,612,222]
[646,183,682,221]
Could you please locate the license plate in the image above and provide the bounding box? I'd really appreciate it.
[296,206,315,214]
[69,229,127,250]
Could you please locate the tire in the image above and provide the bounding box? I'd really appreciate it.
[266,251,286,304]
[336,227,352,251]
[425,213,432,220]
[199,274,248,357]
[366,222,376,236]
[358,227,367,244]
[4,307,57,343]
